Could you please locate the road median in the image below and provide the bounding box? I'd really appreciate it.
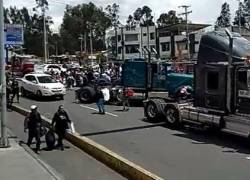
[12,105,165,180]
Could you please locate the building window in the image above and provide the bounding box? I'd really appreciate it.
[150,33,155,40]
[125,34,138,42]
[161,42,170,52]
[206,71,219,91]
[143,33,147,36]
[125,45,139,54]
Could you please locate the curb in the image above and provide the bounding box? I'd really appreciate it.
[12,105,165,180]
[6,128,65,180]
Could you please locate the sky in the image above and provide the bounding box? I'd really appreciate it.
[4,0,240,32]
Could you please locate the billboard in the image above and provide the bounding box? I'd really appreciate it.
[5,24,23,45]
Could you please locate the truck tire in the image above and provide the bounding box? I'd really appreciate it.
[164,104,181,128]
[145,99,165,122]
[78,86,95,103]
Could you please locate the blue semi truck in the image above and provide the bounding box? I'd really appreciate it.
[122,59,194,121]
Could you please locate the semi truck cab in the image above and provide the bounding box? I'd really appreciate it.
[159,30,250,138]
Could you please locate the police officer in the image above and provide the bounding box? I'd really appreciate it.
[52,105,71,150]
[11,77,19,103]
[24,105,42,154]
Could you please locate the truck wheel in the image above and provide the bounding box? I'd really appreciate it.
[145,99,164,122]
[116,89,123,103]
[21,87,27,97]
[78,86,95,103]
[164,104,180,128]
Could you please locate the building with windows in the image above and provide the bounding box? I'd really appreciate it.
[106,23,210,61]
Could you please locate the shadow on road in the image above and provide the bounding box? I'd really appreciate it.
[169,126,250,155]
[21,95,63,102]
[80,122,166,137]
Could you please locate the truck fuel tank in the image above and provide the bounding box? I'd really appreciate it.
[181,107,221,127]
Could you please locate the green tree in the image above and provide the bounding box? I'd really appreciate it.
[4,1,53,57]
[157,10,184,27]
[216,2,231,28]
[105,3,120,27]
[60,3,111,54]
[234,2,245,27]
[133,6,155,27]
[126,15,136,30]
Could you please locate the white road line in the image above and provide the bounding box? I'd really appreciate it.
[80,105,118,117]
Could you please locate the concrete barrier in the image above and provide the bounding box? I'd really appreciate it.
[12,105,165,180]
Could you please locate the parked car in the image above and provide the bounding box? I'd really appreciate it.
[43,64,67,74]
[20,73,66,99]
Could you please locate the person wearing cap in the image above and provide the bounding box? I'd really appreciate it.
[24,105,42,154]
[51,105,71,150]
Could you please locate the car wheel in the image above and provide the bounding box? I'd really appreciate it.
[36,90,43,98]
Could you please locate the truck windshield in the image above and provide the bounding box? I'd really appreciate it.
[37,76,57,83]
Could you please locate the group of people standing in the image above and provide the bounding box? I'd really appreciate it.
[24,105,71,154]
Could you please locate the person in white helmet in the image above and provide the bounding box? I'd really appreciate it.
[24,105,42,154]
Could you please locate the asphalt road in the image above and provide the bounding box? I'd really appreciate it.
[11,90,250,180]
[6,111,125,180]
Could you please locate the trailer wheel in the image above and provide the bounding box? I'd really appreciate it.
[164,104,180,128]
[145,99,164,122]
[78,86,95,103]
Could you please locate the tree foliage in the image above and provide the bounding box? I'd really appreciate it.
[60,3,111,54]
[126,14,136,30]
[233,0,250,29]
[132,6,155,27]
[157,10,184,27]
[4,4,53,56]
[105,3,120,27]
[216,2,231,28]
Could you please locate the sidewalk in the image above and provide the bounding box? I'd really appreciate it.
[0,137,63,180]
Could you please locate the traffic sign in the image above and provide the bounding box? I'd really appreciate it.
[4,24,23,45]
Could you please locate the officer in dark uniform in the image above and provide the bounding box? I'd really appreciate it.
[11,77,19,103]
[52,105,71,150]
[24,105,42,154]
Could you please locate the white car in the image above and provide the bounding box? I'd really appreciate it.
[43,64,66,74]
[20,73,66,99]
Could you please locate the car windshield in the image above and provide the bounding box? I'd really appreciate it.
[37,76,57,83]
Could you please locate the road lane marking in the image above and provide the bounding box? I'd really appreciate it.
[80,105,118,117]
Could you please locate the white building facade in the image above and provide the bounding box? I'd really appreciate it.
[106,23,210,61]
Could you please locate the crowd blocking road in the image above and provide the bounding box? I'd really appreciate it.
[8,90,250,180]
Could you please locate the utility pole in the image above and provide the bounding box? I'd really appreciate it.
[55,41,58,56]
[78,34,83,54]
[0,0,9,148]
[90,27,93,66]
[84,32,87,53]
[121,26,125,61]
[43,6,47,63]
[179,5,192,60]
